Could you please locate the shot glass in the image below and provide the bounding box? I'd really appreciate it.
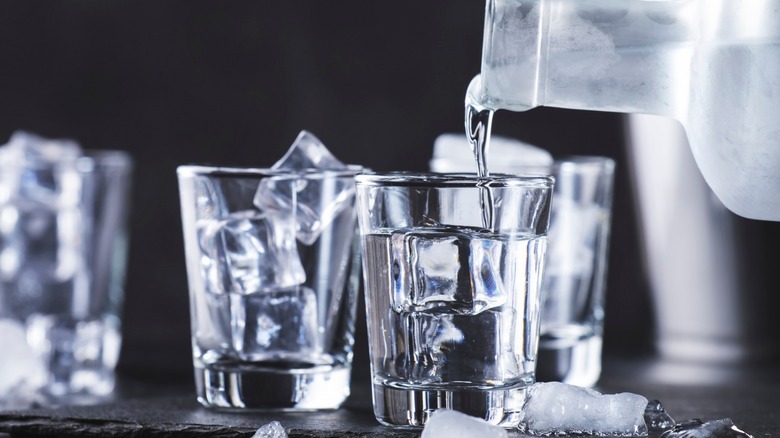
[0,149,133,407]
[177,165,363,410]
[532,157,614,387]
[355,173,554,427]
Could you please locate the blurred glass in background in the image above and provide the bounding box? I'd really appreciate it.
[0,132,132,408]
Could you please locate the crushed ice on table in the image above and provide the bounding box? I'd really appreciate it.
[421,409,508,438]
[659,418,754,438]
[517,382,755,438]
[198,210,305,294]
[645,399,676,434]
[389,226,507,314]
[253,130,356,245]
[251,420,287,438]
[0,318,47,410]
[518,382,649,436]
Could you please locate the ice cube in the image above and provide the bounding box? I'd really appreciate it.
[254,131,356,245]
[0,132,85,290]
[0,131,82,206]
[230,287,320,361]
[2,131,81,164]
[0,203,81,285]
[391,228,461,312]
[518,382,649,436]
[645,399,676,433]
[198,210,305,294]
[271,131,346,171]
[660,418,754,438]
[192,290,233,351]
[254,173,356,246]
[470,236,508,308]
[252,421,288,438]
[24,314,120,395]
[190,175,227,222]
[429,132,553,173]
[390,227,506,314]
[421,409,509,438]
[0,318,47,409]
[399,309,519,385]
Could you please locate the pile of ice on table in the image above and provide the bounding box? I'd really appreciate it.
[252,421,287,438]
[420,382,753,438]
[0,319,47,410]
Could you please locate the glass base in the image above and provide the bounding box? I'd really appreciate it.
[41,370,116,405]
[194,363,351,411]
[371,378,532,428]
[536,334,602,387]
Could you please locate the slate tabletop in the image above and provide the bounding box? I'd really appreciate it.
[0,358,778,438]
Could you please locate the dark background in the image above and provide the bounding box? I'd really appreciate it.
[0,1,776,385]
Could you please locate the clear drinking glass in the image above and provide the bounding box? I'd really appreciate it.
[355,173,554,428]
[532,157,614,387]
[0,150,133,406]
[177,165,363,410]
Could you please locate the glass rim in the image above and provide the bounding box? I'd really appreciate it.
[79,149,133,168]
[538,155,615,174]
[355,171,555,188]
[177,164,366,178]
[510,157,615,178]
[429,155,614,175]
[0,149,133,172]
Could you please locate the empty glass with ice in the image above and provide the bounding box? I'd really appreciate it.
[355,173,554,427]
[177,131,364,410]
[533,157,614,387]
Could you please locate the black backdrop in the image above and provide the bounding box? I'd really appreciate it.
[0,0,708,383]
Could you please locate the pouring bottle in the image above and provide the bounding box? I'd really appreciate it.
[470,0,780,221]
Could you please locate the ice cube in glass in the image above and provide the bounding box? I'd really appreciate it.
[253,131,356,245]
[390,226,507,314]
[198,210,305,294]
[229,287,320,362]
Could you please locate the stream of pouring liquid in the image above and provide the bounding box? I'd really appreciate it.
[465,90,496,230]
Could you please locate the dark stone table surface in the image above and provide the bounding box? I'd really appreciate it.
[1,357,778,437]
